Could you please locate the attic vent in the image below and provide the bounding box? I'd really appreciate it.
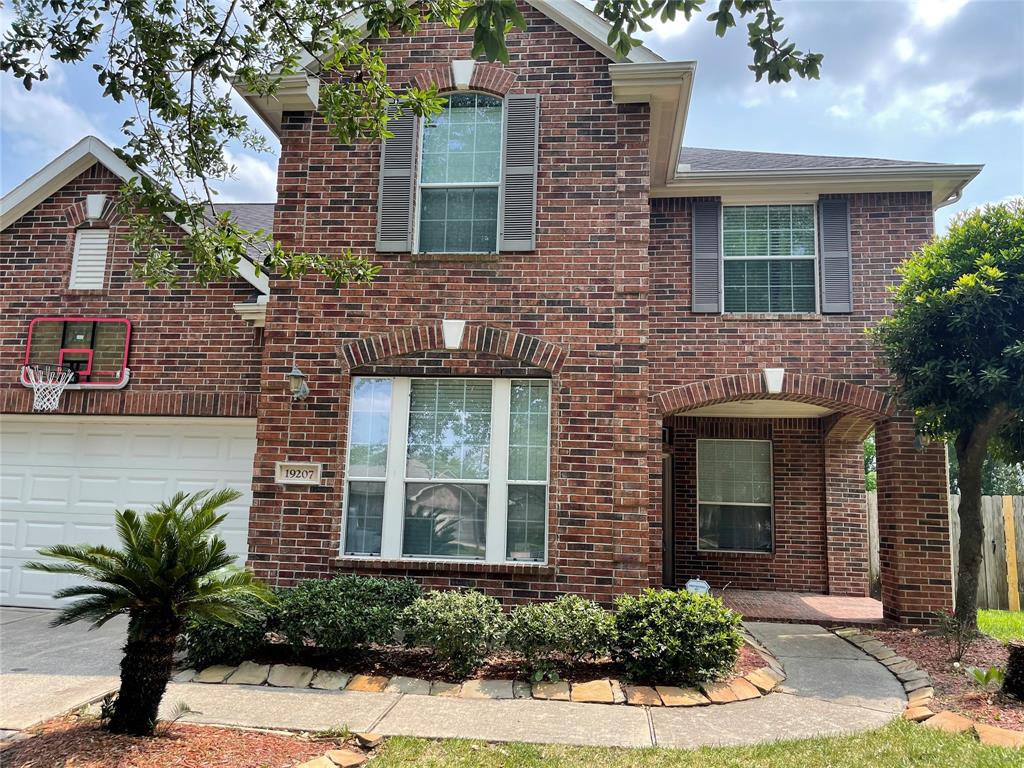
[69,229,110,289]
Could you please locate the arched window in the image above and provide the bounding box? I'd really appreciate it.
[417,93,503,254]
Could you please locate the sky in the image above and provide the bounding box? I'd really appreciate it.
[1,0,1021,231]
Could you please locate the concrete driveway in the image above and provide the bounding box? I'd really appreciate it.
[0,607,125,730]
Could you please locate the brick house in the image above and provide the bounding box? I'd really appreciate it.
[1,2,980,624]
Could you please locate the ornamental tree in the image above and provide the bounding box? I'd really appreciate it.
[1,0,820,287]
[874,199,1024,629]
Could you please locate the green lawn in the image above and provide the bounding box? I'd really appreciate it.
[979,609,1024,643]
[370,720,1017,768]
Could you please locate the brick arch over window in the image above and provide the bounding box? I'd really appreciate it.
[408,62,518,96]
[338,324,567,374]
[63,198,122,229]
[655,373,894,426]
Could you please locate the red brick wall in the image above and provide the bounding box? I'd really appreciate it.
[248,6,653,603]
[0,163,262,417]
[667,416,829,593]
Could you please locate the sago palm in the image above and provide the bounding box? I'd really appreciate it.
[26,488,274,736]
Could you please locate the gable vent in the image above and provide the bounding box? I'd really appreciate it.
[69,229,110,289]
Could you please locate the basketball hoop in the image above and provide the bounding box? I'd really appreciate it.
[21,364,75,412]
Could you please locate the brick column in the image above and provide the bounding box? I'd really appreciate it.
[823,434,870,596]
[876,416,953,624]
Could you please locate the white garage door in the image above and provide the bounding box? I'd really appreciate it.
[0,416,257,608]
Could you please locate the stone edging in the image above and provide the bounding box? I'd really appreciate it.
[175,659,786,709]
[829,626,1023,749]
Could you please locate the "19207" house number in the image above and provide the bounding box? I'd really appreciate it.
[274,461,322,486]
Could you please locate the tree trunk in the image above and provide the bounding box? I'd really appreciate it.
[1003,642,1024,700]
[107,626,179,736]
[954,437,985,631]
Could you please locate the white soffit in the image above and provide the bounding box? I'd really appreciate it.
[0,135,269,295]
[682,400,834,419]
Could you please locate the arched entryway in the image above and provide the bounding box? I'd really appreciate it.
[655,372,953,626]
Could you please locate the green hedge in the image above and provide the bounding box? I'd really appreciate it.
[506,594,616,680]
[401,590,505,677]
[277,575,421,654]
[184,592,277,669]
[613,589,742,686]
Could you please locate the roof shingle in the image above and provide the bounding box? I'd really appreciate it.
[679,147,943,173]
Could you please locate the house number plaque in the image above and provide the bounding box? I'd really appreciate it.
[275,461,322,486]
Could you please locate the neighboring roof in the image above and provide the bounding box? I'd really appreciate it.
[0,136,269,294]
[211,202,276,234]
[679,147,946,173]
[664,146,982,209]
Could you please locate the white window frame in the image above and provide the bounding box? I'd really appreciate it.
[695,438,774,554]
[340,376,551,564]
[720,203,820,315]
[413,92,503,255]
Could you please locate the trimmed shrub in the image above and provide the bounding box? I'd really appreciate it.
[277,575,421,654]
[613,589,742,686]
[184,592,276,669]
[402,590,505,677]
[507,594,615,680]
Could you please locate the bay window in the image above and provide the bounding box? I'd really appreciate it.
[697,439,773,553]
[343,377,550,563]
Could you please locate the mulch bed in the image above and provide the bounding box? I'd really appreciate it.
[871,627,1024,731]
[0,712,342,768]
[247,637,766,686]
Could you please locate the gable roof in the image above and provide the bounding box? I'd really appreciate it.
[0,136,269,294]
[237,0,663,135]
[664,146,982,208]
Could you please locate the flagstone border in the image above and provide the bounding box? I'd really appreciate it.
[175,656,786,709]
[829,626,1023,749]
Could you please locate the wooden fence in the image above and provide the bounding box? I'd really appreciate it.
[866,493,1024,610]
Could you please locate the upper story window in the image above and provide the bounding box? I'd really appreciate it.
[69,228,110,289]
[722,205,816,313]
[418,93,503,254]
[343,376,550,564]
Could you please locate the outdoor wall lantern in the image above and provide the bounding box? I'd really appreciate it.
[287,364,309,401]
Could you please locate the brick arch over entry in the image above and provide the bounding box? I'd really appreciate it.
[655,372,894,424]
[338,324,567,373]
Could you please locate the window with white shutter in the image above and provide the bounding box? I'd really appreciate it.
[69,228,110,289]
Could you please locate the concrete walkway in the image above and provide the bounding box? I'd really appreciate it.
[158,622,906,749]
[0,607,123,731]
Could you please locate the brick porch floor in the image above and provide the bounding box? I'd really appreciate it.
[720,589,885,626]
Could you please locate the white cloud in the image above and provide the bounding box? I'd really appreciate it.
[210,149,277,202]
[912,0,971,29]
[0,75,106,163]
[646,14,693,41]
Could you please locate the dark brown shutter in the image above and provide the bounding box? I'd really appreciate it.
[819,197,853,313]
[375,108,418,252]
[499,94,540,251]
[691,200,722,313]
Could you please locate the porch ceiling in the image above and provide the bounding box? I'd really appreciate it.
[682,399,834,419]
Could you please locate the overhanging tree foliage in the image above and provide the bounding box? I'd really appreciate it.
[874,199,1024,629]
[1,0,820,287]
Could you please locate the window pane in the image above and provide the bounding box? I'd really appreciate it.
[418,188,498,254]
[698,439,771,505]
[698,504,772,552]
[724,257,815,313]
[348,378,392,477]
[403,482,487,559]
[508,381,550,482]
[420,93,503,184]
[407,379,491,480]
[507,485,546,561]
[344,481,385,556]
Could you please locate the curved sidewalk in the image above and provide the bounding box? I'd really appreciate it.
[160,622,906,749]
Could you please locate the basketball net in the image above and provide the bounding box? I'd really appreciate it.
[22,365,75,412]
